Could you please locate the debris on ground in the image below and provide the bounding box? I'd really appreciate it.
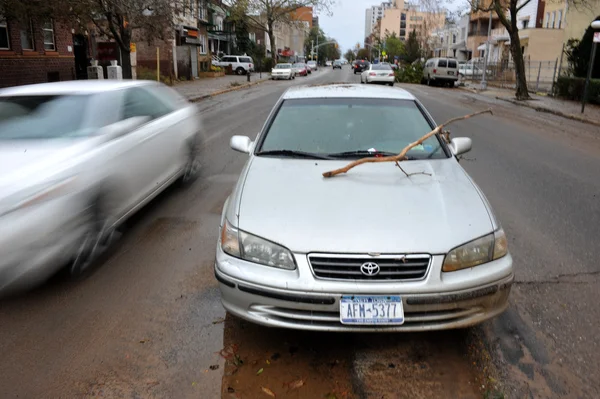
[209,364,219,370]
[284,379,305,391]
[261,386,276,397]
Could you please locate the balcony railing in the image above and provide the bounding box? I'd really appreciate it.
[491,27,509,40]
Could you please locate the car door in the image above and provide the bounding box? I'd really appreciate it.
[361,65,369,82]
[118,86,179,207]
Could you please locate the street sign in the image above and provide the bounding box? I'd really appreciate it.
[594,32,600,43]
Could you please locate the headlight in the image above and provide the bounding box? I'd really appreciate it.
[220,220,296,270]
[442,229,508,272]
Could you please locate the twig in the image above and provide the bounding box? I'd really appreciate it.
[322,109,493,178]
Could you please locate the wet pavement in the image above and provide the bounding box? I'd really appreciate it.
[1,68,599,399]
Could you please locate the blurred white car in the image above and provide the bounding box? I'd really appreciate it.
[0,80,202,296]
[271,63,295,80]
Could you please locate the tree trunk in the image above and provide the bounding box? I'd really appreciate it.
[121,46,132,79]
[508,26,529,99]
[268,22,277,62]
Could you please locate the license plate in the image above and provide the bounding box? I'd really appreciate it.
[340,295,404,325]
[448,71,454,75]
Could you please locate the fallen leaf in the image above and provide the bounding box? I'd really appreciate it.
[139,339,150,344]
[256,368,264,375]
[210,364,219,370]
[266,359,271,365]
[285,379,305,391]
[192,382,197,387]
[261,387,276,397]
[324,393,337,399]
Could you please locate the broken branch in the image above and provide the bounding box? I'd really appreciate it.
[322,109,492,178]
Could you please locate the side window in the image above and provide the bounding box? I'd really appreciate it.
[437,59,447,67]
[123,87,173,121]
[222,56,233,63]
[447,60,457,68]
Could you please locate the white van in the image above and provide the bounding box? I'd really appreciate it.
[422,58,459,87]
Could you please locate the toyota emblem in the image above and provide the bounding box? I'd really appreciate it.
[360,262,380,276]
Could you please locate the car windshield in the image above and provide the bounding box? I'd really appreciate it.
[307,61,316,65]
[292,63,304,68]
[258,98,446,159]
[0,95,92,139]
[275,64,292,69]
[372,64,392,70]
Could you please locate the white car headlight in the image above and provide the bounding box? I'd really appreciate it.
[220,220,296,270]
[442,229,508,272]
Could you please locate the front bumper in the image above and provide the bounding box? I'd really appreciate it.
[215,246,514,332]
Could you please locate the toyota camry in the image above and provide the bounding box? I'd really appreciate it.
[215,84,513,332]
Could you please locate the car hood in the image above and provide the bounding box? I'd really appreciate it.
[0,139,90,190]
[237,157,493,254]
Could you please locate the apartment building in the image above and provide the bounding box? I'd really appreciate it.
[379,0,445,47]
[365,2,393,41]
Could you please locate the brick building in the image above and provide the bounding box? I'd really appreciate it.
[0,17,79,88]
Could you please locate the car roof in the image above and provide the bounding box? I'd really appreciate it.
[282,84,415,100]
[0,80,154,96]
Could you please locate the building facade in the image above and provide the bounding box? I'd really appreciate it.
[379,0,445,48]
[0,16,77,88]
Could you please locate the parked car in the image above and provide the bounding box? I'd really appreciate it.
[271,63,295,80]
[325,61,333,67]
[422,57,459,87]
[353,59,370,74]
[333,60,343,69]
[292,63,309,76]
[216,83,513,332]
[213,55,255,75]
[360,63,395,86]
[458,62,492,78]
[0,80,202,296]
[307,61,318,71]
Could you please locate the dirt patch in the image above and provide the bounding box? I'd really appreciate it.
[221,313,356,399]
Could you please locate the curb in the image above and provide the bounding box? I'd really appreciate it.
[496,96,600,128]
[187,78,269,102]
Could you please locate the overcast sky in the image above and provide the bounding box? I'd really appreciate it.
[317,0,383,53]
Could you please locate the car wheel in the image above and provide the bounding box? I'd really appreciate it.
[235,67,245,75]
[180,135,202,186]
[389,82,394,87]
[69,195,119,277]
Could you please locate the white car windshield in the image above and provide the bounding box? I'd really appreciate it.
[0,95,91,139]
[275,64,292,69]
[258,98,447,159]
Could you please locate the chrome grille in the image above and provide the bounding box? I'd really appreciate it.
[308,254,430,281]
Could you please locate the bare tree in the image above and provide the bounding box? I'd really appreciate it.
[225,0,333,62]
[470,0,530,99]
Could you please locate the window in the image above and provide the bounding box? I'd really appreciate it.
[452,33,456,43]
[199,34,207,54]
[258,98,446,160]
[448,60,457,68]
[522,19,529,29]
[461,27,466,40]
[249,32,256,42]
[437,59,447,67]
[42,20,55,51]
[123,87,172,120]
[557,10,563,28]
[545,12,550,28]
[400,29,406,37]
[0,17,9,49]
[552,11,557,28]
[20,20,34,50]
[401,13,406,21]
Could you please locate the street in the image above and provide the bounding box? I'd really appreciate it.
[1,66,599,399]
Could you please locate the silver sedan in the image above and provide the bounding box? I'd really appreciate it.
[361,63,396,86]
[215,84,513,332]
[0,80,202,296]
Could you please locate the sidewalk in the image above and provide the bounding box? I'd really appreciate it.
[173,74,270,102]
[459,83,600,127]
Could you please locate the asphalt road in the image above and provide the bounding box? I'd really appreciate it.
[0,67,598,399]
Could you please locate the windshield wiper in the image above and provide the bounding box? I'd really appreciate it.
[327,150,417,160]
[256,149,332,160]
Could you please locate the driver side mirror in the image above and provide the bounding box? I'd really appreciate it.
[449,137,472,156]
[230,135,253,154]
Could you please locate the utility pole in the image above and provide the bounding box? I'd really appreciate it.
[481,10,492,90]
[311,40,314,59]
[316,35,319,65]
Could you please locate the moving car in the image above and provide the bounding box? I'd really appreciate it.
[292,63,308,76]
[0,80,202,296]
[422,57,459,87]
[306,61,318,71]
[353,59,370,74]
[213,55,254,75]
[333,60,342,69]
[361,63,395,86]
[271,63,295,80]
[325,61,333,67]
[215,84,514,332]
